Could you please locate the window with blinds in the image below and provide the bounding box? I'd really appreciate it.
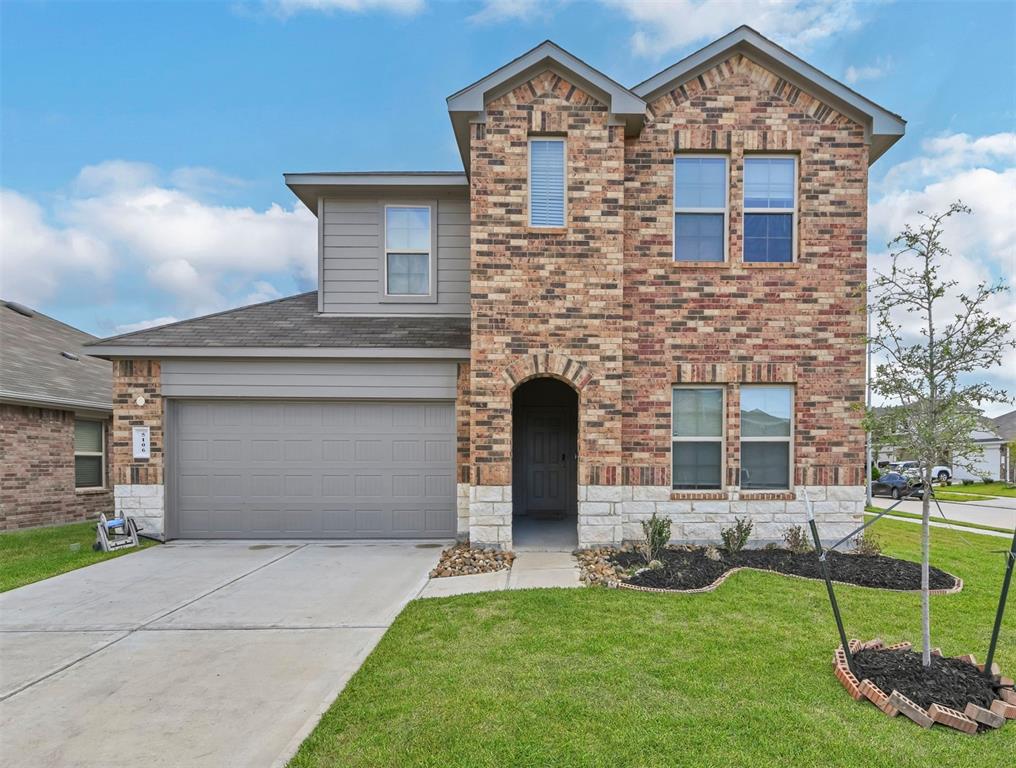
[74,419,104,488]
[529,138,565,227]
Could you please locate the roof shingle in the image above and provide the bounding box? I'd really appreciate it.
[86,292,471,350]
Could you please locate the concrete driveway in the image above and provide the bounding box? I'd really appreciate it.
[0,540,444,767]
[870,495,1016,531]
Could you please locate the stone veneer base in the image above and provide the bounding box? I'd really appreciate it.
[468,484,866,550]
[114,484,165,540]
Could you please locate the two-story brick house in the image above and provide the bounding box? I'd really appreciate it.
[88,27,905,550]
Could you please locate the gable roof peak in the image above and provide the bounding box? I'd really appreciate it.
[446,40,646,174]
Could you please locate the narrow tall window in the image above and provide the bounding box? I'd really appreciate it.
[674,156,727,262]
[384,206,431,295]
[74,419,104,489]
[672,388,724,489]
[529,138,565,227]
[743,156,796,263]
[740,386,793,489]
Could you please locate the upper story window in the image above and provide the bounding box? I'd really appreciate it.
[743,156,796,263]
[674,156,727,262]
[384,205,431,296]
[740,385,793,490]
[74,419,104,489]
[672,387,724,489]
[529,138,566,227]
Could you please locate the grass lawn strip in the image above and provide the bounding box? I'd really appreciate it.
[938,482,1016,499]
[867,509,1015,536]
[0,521,158,592]
[289,519,1015,768]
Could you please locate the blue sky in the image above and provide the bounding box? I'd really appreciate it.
[1,0,1014,408]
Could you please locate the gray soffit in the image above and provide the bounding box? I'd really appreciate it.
[447,40,648,173]
[632,25,906,165]
[0,300,112,412]
[285,172,468,212]
[85,292,471,357]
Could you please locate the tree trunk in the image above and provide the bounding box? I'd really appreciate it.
[921,469,932,667]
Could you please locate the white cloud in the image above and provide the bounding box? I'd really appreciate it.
[868,131,1016,399]
[469,0,547,24]
[114,316,180,334]
[844,56,892,85]
[267,0,424,16]
[603,0,863,58]
[0,161,316,322]
[0,189,112,305]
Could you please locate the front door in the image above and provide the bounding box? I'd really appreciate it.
[521,407,575,518]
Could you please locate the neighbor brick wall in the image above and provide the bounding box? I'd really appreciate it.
[111,359,164,485]
[469,70,626,488]
[0,403,112,530]
[621,54,869,489]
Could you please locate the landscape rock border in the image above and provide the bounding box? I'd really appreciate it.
[833,639,1016,733]
[429,542,515,578]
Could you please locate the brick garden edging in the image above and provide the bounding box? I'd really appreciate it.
[833,640,1016,733]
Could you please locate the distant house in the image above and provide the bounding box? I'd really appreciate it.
[874,413,1007,482]
[991,408,1016,482]
[0,301,113,530]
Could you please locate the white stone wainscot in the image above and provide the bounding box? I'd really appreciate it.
[617,485,865,548]
[113,484,165,540]
[577,485,625,549]
[456,482,471,540]
[469,485,513,550]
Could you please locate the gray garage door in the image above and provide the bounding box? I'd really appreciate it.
[170,400,456,539]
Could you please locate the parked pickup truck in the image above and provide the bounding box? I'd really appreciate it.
[888,461,989,483]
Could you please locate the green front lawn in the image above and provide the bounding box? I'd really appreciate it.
[939,481,1016,498]
[868,508,1015,535]
[0,521,158,592]
[291,519,1014,768]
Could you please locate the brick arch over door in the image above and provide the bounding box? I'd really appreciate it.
[501,353,594,392]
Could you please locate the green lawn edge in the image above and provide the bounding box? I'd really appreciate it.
[288,518,1015,768]
[0,521,158,592]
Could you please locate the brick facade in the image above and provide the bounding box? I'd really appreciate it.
[111,359,166,538]
[0,403,112,530]
[466,55,868,548]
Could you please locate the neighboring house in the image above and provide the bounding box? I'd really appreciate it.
[87,26,906,548]
[1,301,113,530]
[990,408,1016,482]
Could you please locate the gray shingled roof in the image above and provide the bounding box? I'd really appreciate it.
[86,292,471,350]
[992,409,1016,442]
[1,301,112,411]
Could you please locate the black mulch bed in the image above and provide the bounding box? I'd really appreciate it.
[853,648,1002,713]
[611,547,958,592]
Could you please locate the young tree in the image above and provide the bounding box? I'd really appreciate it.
[867,202,1013,667]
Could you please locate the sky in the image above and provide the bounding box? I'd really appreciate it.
[1,0,1014,413]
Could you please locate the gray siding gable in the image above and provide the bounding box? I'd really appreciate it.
[320,191,469,316]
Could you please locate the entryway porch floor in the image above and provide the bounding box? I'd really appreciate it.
[512,514,578,552]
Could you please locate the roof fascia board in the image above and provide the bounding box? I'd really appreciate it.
[285,174,469,213]
[85,346,471,360]
[633,27,905,163]
[447,41,645,117]
[0,392,112,413]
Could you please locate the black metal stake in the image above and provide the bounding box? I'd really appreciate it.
[984,526,1016,675]
[808,515,856,678]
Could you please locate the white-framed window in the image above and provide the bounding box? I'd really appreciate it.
[672,387,725,489]
[740,385,794,490]
[74,419,104,489]
[529,137,566,227]
[674,155,728,262]
[743,155,797,263]
[384,204,431,296]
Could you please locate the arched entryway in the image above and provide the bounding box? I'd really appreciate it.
[512,377,578,550]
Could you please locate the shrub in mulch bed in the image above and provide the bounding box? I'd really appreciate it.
[606,546,958,592]
[429,543,514,578]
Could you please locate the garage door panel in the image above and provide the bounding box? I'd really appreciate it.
[172,400,455,539]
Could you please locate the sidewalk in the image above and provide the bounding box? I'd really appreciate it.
[418,551,582,598]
